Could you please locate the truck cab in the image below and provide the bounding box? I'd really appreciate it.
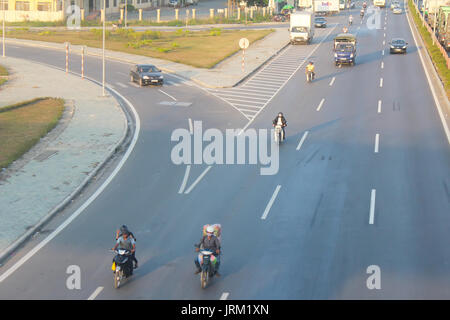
[334,33,357,65]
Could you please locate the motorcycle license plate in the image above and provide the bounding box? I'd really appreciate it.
[111,262,116,271]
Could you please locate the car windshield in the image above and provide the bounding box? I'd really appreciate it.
[292,26,307,32]
[336,44,354,51]
[139,66,157,73]
[315,18,325,21]
[392,39,405,45]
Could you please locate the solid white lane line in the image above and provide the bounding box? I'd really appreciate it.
[116,82,128,88]
[261,185,281,220]
[178,165,191,194]
[223,98,265,105]
[369,189,376,225]
[188,118,193,134]
[378,100,382,113]
[329,77,336,86]
[232,103,262,109]
[184,166,212,194]
[220,292,230,300]
[237,108,259,113]
[380,78,383,87]
[296,131,309,150]
[158,89,177,101]
[316,98,325,111]
[0,85,141,283]
[87,286,104,300]
[374,133,380,153]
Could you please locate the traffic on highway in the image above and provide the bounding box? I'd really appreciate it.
[0,0,449,310]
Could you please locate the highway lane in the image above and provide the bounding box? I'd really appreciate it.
[0,4,449,299]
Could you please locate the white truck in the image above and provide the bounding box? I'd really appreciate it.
[314,0,340,15]
[373,0,386,7]
[290,11,315,44]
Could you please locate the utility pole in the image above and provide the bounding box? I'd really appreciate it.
[103,0,106,96]
[2,0,5,58]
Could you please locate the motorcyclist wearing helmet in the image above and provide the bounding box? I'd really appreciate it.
[195,225,221,276]
[349,15,353,25]
[112,231,136,275]
[115,225,138,268]
[272,112,287,141]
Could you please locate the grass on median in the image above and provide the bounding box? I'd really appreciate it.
[0,64,9,87]
[408,0,450,98]
[5,28,273,68]
[0,98,65,170]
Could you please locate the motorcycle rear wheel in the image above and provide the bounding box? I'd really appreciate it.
[201,270,208,289]
[114,270,123,289]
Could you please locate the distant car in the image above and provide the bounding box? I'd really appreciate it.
[389,38,408,53]
[130,64,164,86]
[391,1,399,9]
[169,0,179,7]
[185,0,198,5]
[314,17,327,28]
[393,6,402,14]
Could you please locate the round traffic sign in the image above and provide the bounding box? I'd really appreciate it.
[239,38,249,49]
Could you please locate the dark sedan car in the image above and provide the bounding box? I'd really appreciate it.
[130,64,164,86]
[314,17,327,28]
[389,38,408,54]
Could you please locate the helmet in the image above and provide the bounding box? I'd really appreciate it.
[206,225,214,235]
[278,112,283,117]
[120,225,128,232]
[309,61,314,64]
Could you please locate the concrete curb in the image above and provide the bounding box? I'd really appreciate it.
[0,61,136,265]
[4,35,289,89]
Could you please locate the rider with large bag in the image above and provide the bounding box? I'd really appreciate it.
[195,224,221,277]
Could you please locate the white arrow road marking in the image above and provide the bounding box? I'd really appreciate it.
[374,133,380,153]
[184,166,212,194]
[296,131,309,150]
[261,185,281,220]
[158,89,177,101]
[220,292,230,300]
[316,98,325,111]
[369,189,376,225]
[87,286,104,300]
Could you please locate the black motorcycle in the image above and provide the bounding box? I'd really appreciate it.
[111,249,133,288]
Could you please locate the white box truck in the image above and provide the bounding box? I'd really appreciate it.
[314,0,340,14]
[290,11,315,44]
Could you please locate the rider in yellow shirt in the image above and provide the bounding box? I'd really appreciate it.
[306,61,315,80]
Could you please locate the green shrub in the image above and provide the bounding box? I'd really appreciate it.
[156,47,171,53]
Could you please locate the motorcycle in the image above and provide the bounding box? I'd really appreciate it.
[198,249,217,289]
[306,70,315,83]
[111,249,133,289]
[274,124,285,144]
[349,19,353,25]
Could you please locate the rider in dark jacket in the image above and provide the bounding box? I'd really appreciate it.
[272,112,287,140]
[116,225,138,268]
[194,226,221,276]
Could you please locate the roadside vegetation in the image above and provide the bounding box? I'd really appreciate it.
[5,28,273,68]
[0,98,65,170]
[4,12,273,28]
[0,65,8,86]
[409,0,450,98]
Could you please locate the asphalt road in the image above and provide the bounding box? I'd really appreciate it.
[0,2,449,299]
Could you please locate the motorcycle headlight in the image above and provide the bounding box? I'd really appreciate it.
[402,46,407,49]
[350,53,354,58]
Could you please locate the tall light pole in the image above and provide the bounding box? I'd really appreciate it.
[2,0,5,58]
[102,0,106,96]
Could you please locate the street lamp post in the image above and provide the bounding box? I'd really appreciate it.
[2,0,5,58]
[103,0,106,96]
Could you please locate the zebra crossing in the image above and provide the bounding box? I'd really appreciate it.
[207,27,335,121]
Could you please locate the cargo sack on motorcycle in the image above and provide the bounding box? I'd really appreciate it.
[202,224,222,242]
[111,261,116,271]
